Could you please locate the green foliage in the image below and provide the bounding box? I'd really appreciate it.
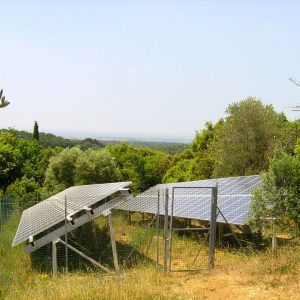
[191,120,223,179]
[38,133,78,148]
[16,138,56,185]
[32,121,39,141]
[279,119,300,154]
[0,130,57,203]
[6,176,40,208]
[163,121,220,183]
[143,152,172,186]
[163,159,194,183]
[294,138,300,156]
[249,148,300,230]
[74,149,121,185]
[78,138,105,151]
[1,128,173,206]
[0,132,21,191]
[191,122,214,153]
[106,143,172,193]
[44,147,122,194]
[106,143,145,193]
[213,97,282,177]
[1,129,104,149]
[0,130,52,189]
[101,140,187,154]
[44,147,82,194]
[126,141,187,154]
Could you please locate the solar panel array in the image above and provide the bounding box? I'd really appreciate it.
[117,176,261,225]
[13,182,131,246]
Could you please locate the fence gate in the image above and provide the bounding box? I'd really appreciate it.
[159,186,217,272]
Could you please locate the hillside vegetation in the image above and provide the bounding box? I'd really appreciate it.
[1,128,186,154]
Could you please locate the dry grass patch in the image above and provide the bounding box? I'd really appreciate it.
[1,212,299,300]
[4,248,300,300]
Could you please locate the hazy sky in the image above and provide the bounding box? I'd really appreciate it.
[1,1,300,141]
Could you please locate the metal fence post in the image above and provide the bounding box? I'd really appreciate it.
[156,189,160,271]
[168,187,175,272]
[208,185,218,269]
[64,195,68,272]
[52,239,59,276]
[107,211,120,273]
[163,188,169,273]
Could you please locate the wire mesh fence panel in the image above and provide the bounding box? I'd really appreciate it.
[0,198,14,233]
[57,217,118,273]
[112,209,161,270]
[115,187,216,272]
[169,187,213,271]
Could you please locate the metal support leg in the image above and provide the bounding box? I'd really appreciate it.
[217,207,243,248]
[156,190,160,271]
[128,211,132,225]
[168,187,174,272]
[64,195,68,273]
[163,188,169,273]
[107,212,119,273]
[208,185,218,269]
[52,240,58,276]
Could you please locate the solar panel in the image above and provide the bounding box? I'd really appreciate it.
[117,175,261,225]
[13,182,131,247]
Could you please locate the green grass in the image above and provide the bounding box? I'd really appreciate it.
[0,212,35,299]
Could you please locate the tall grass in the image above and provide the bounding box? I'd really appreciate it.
[1,212,299,299]
[4,246,300,300]
[0,212,34,299]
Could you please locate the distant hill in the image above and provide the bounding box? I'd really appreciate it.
[1,129,105,150]
[1,129,187,154]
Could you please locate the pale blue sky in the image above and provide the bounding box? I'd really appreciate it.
[0,1,299,142]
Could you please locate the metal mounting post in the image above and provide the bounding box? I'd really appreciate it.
[163,188,169,273]
[168,187,175,272]
[272,217,277,254]
[64,195,68,272]
[52,239,59,276]
[156,190,160,271]
[208,185,218,269]
[104,209,119,273]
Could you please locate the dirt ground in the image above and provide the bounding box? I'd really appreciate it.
[171,265,300,300]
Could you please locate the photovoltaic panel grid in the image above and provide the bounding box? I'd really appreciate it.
[117,175,261,225]
[13,182,131,247]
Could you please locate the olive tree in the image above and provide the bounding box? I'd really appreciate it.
[43,147,121,195]
[214,97,282,177]
[248,148,300,231]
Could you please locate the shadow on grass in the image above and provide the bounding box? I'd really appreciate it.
[30,221,153,274]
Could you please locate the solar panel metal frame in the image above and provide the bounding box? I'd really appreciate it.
[13,181,132,247]
[117,175,261,225]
